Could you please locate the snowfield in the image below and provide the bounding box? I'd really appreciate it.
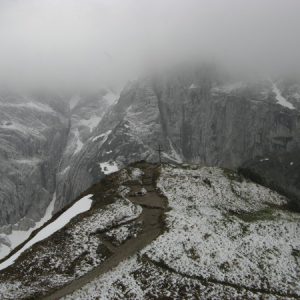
[67,165,300,299]
[0,194,93,271]
[99,161,119,175]
[1,164,299,299]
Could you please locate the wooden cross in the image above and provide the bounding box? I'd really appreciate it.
[156,144,163,164]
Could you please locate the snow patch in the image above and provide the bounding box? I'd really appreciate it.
[0,193,56,260]
[0,194,93,270]
[260,158,269,162]
[92,130,111,143]
[99,161,119,175]
[272,82,295,110]
[13,158,41,165]
[0,101,53,113]
[131,168,144,180]
[73,129,84,154]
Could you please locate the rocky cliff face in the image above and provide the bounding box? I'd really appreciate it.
[57,69,300,209]
[0,92,69,227]
[0,89,117,258]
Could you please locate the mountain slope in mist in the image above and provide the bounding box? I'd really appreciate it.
[58,67,300,210]
[0,89,117,258]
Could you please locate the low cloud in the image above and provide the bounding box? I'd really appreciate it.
[0,0,299,91]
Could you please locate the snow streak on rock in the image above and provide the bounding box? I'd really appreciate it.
[272,81,295,109]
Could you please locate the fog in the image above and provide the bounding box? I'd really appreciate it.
[0,0,299,91]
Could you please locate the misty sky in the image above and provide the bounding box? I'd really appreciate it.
[0,0,299,91]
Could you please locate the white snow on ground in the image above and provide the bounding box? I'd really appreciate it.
[64,256,144,300]
[0,194,93,271]
[144,166,300,295]
[0,101,53,113]
[0,197,142,299]
[66,165,300,299]
[103,91,120,105]
[0,193,56,260]
[92,130,111,143]
[99,161,119,175]
[59,166,70,175]
[79,115,102,132]
[260,157,269,162]
[73,129,84,154]
[131,168,144,181]
[13,157,41,165]
[0,245,10,261]
[272,82,295,109]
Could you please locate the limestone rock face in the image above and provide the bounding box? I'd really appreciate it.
[0,93,69,226]
[0,89,117,257]
[57,70,300,210]
[0,89,117,225]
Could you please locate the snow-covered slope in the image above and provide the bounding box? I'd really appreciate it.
[0,163,299,299]
[66,164,300,299]
[0,164,145,299]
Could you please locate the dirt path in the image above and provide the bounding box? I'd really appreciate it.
[42,166,168,300]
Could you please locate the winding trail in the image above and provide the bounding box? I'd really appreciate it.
[42,165,168,300]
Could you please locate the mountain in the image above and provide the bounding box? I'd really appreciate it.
[57,68,300,210]
[0,93,69,238]
[1,66,300,260]
[0,89,118,259]
[0,163,299,299]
